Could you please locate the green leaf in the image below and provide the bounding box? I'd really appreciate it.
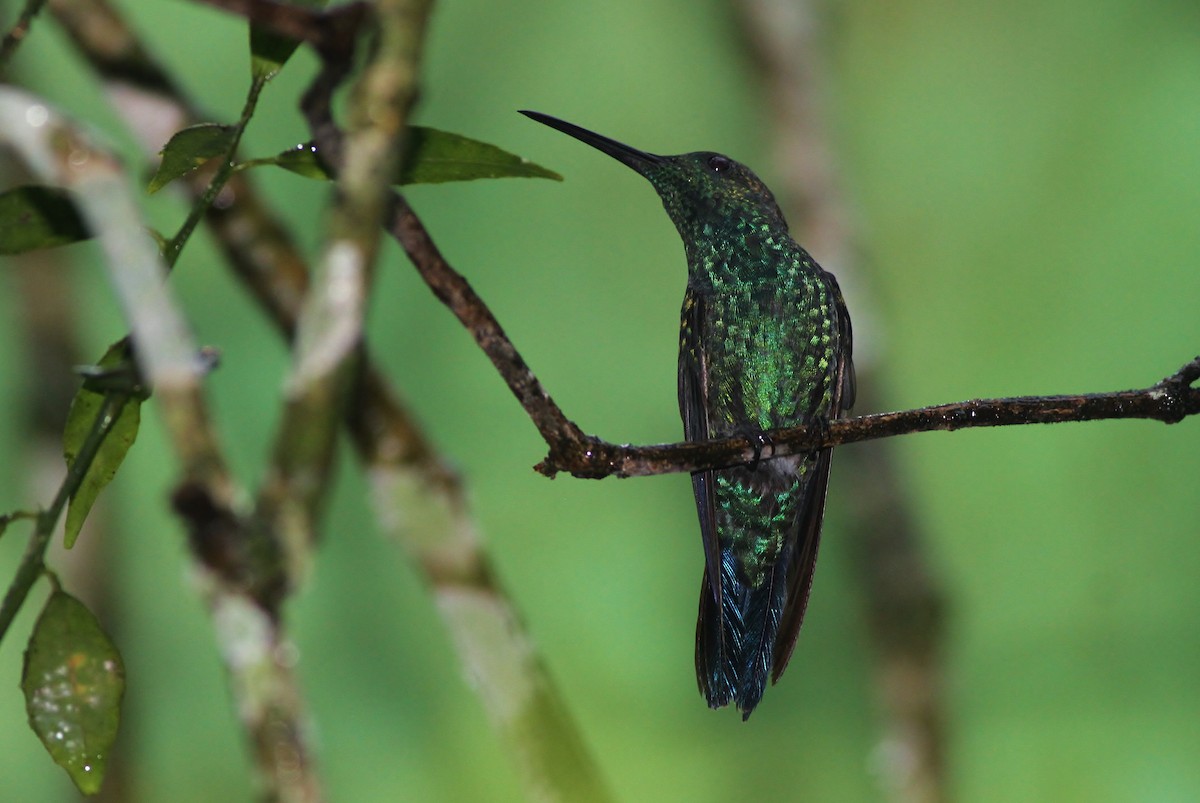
[399,126,563,184]
[272,143,332,180]
[23,591,125,795]
[0,185,90,254]
[63,342,142,549]
[266,126,564,185]
[147,124,237,194]
[250,0,329,80]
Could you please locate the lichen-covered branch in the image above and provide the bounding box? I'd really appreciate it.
[0,84,322,803]
[51,1,614,799]
[255,0,429,570]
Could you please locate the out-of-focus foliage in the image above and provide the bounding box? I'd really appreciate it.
[62,341,142,549]
[0,186,89,253]
[249,0,328,80]
[148,123,238,193]
[0,1,1195,802]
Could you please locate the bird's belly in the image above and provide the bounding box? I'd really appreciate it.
[713,461,806,587]
[706,295,836,436]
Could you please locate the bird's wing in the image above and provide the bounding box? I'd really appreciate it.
[833,279,855,413]
[678,287,721,606]
[770,271,855,683]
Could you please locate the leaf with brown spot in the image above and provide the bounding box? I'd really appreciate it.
[22,591,125,795]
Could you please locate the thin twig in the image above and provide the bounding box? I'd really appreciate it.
[0,0,48,73]
[385,194,587,452]
[164,75,268,267]
[535,359,1200,478]
[0,392,126,644]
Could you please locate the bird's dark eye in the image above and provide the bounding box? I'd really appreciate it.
[707,155,732,173]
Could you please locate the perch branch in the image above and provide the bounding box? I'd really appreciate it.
[382,190,1199,479]
[534,358,1200,478]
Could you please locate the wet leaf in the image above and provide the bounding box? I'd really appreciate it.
[250,0,329,80]
[148,124,237,193]
[0,185,90,254]
[268,126,563,184]
[272,143,330,180]
[63,342,142,549]
[23,591,125,795]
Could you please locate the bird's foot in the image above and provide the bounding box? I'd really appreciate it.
[812,415,833,449]
[748,432,775,471]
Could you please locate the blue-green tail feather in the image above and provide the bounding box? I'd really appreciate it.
[696,535,793,719]
[695,453,830,719]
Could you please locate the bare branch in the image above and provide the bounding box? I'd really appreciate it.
[385,194,588,452]
[379,177,1198,480]
[253,2,421,557]
[535,358,1200,478]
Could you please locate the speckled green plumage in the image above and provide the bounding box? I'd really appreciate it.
[522,112,854,719]
[672,171,852,718]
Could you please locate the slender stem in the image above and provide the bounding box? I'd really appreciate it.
[0,393,127,644]
[165,75,267,267]
[232,155,284,172]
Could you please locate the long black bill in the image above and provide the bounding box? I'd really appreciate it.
[519,110,663,175]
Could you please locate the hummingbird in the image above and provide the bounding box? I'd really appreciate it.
[521,111,854,719]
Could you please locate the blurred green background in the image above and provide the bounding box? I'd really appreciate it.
[1,0,1197,801]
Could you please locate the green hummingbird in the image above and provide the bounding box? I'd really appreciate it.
[521,111,854,719]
